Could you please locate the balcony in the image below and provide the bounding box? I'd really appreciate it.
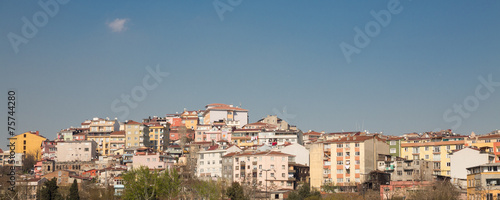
[288,169,296,173]
[323,174,329,178]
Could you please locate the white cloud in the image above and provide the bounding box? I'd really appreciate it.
[107,18,129,32]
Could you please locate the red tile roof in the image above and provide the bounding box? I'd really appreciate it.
[111,131,125,136]
[126,120,142,125]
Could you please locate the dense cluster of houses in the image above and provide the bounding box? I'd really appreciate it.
[2,103,500,199]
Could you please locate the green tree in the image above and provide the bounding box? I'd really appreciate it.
[188,179,225,200]
[69,179,80,200]
[40,177,63,200]
[122,166,181,200]
[226,182,248,200]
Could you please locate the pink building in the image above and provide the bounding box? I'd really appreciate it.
[132,151,172,170]
[231,151,296,191]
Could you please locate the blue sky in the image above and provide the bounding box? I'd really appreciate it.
[1,1,499,147]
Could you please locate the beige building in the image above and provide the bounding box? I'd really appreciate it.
[309,135,389,190]
[229,151,296,191]
[124,120,147,148]
[56,141,97,162]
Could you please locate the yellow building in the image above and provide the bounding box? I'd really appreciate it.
[309,135,389,191]
[147,124,169,151]
[124,120,147,148]
[8,131,47,160]
[181,110,199,130]
[467,163,500,200]
[400,136,466,176]
[231,129,259,147]
[87,132,112,156]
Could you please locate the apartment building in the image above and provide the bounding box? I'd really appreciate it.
[132,151,171,170]
[450,147,494,187]
[230,151,296,191]
[56,128,86,142]
[87,117,120,133]
[8,131,47,160]
[41,140,57,160]
[110,131,126,154]
[147,124,169,151]
[55,141,97,162]
[124,120,147,148]
[181,110,200,130]
[196,148,227,179]
[467,163,500,200]
[400,136,466,176]
[377,156,434,182]
[386,136,403,157]
[232,129,260,147]
[202,103,248,128]
[309,135,389,190]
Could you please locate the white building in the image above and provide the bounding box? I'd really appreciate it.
[197,149,227,179]
[278,143,309,166]
[55,141,97,162]
[450,147,494,187]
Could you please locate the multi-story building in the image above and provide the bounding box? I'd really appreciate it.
[257,115,290,130]
[8,131,47,160]
[55,141,97,162]
[386,136,403,157]
[468,134,500,161]
[467,162,500,200]
[400,135,467,176]
[147,124,169,151]
[124,120,147,148]
[181,110,200,130]
[377,156,434,182]
[202,103,248,128]
[450,147,494,187]
[41,140,57,160]
[232,129,260,147]
[15,178,48,200]
[87,117,120,133]
[309,134,390,190]
[132,150,171,170]
[56,128,85,142]
[196,148,227,179]
[258,130,300,146]
[303,131,322,145]
[0,149,23,168]
[230,151,296,191]
[110,131,126,154]
[87,132,113,156]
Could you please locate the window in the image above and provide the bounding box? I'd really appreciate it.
[282,173,285,177]
[270,173,275,177]
[390,141,396,145]
[259,165,262,169]
[404,147,408,152]
[337,144,343,148]
[259,173,262,177]
[406,171,413,175]
[271,157,274,161]
[425,155,429,159]
[337,169,343,174]
[271,165,274,169]
[337,161,343,165]
[446,162,450,167]
[390,148,396,154]
[337,178,343,183]
[337,152,343,156]
[355,143,359,147]
[397,171,402,176]
[282,165,285,170]
[355,151,360,156]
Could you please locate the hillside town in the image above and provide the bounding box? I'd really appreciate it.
[1,103,500,200]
